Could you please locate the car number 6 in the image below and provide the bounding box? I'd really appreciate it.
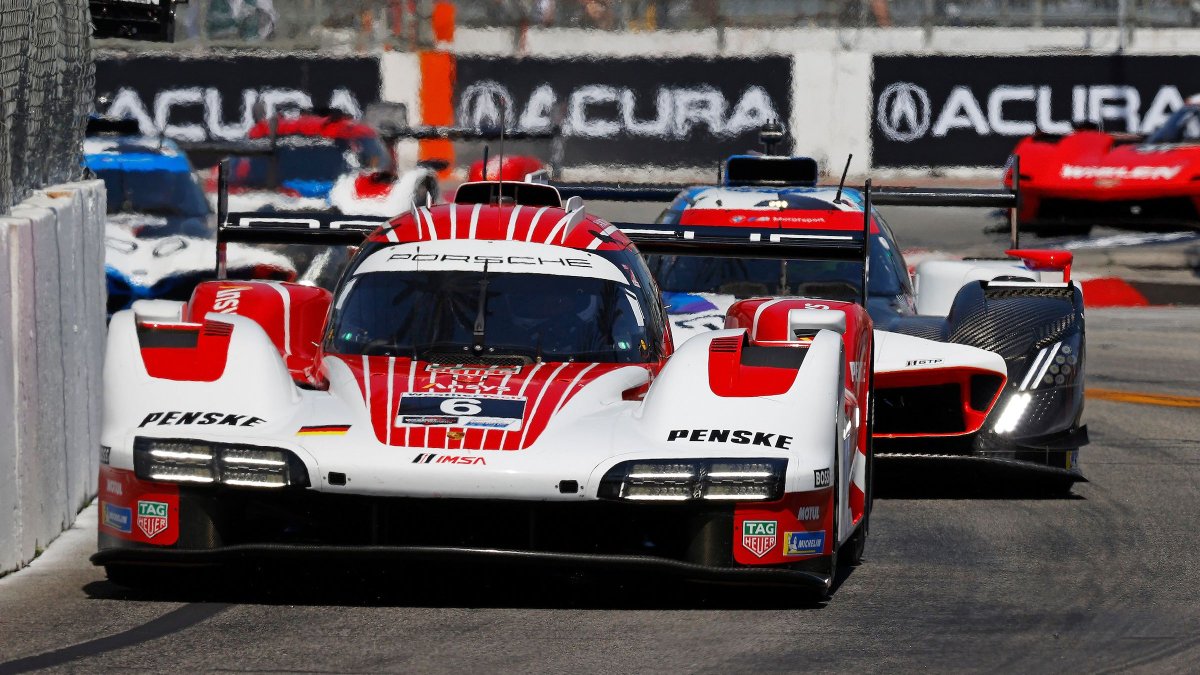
[440,398,482,416]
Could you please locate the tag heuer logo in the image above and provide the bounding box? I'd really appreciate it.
[741,520,777,558]
[137,500,169,539]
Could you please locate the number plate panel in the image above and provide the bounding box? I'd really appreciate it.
[396,394,528,431]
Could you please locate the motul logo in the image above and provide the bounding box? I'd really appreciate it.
[1060,164,1182,180]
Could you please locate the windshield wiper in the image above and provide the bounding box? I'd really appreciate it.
[472,262,490,354]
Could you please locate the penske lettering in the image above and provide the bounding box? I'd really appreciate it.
[1060,164,1182,180]
[139,412,266,427]
[667,429,793,450]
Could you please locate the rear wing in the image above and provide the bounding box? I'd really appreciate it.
[214,161,389,277]
[614,180,880,307]
[557,156,1025,248]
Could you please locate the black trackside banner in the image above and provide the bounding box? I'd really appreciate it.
[453,56,793,168]
[93,55,381,142]
[871,55,1200,168]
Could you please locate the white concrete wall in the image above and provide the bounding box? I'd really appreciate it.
[0,180,106,576]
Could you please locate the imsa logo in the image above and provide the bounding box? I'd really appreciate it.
[741,520,777,558]
[137,500,169,539]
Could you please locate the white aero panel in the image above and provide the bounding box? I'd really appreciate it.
[789,308,846,336]
[874,329,1006,376]
[354,239,628,284]
[914,259,1035,317]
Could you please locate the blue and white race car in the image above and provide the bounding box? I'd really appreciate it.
[86,120,293,315]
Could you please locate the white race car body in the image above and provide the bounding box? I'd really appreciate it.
[94,186,876,592]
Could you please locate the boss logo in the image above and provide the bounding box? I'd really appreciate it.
[814,468,831,488]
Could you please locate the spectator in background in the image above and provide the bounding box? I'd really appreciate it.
[579,0,616,29]
[872,0,892,26]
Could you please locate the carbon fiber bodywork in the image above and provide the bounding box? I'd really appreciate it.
[877,281,1087,478]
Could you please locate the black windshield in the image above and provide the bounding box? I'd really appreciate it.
[645,235,905,301]
[327,271,654,363]
[229,137,393,187]
[97,169,209,217]
[1146,106,1200,144]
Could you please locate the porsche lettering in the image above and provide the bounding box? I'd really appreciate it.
[667,428,793,449]
[386,252,592,268]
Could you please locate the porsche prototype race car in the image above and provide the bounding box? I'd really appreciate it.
[558,154,1087,483]
[86,118,295,315]
[94,179,877,594]
[1008,97,1200,232]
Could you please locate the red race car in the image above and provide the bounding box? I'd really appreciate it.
[1008,96,1200,233]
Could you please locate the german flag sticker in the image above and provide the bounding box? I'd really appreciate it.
[297,425,351,436]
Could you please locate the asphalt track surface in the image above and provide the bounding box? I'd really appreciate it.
[1,209,1199,674]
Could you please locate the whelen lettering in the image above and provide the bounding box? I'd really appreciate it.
[667,428,792,449]
[138,412,266,428]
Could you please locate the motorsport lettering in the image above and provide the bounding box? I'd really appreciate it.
[667,429,793,449]
[139,412,266,427]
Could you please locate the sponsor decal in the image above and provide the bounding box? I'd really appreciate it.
[401,415,459,425]
[1059,164,1182,180]
[105,479,123,496]
[814,468,831,488]
[136,500,169,539]
[796,505,821,522]
[139,411,266,427]
[871,55,1200,167]
[100,445,111,465]
[211,285,253,314]
[454,56,791,168]
[412,453,486,466]
[905,358,944,367]
[94,55,379,144]
[396,394,526,432]
[102,503,132,533]
[421,368,515,394]
[667,429,793,450]
[741,520,777,558]
[296,424,351,436]
[447,430,465,441]
[784,531,826,556]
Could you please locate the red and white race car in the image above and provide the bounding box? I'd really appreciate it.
[94,179,875,595]
[1008,97,1200,232]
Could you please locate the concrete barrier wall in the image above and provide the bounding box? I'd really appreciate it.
[0,180,106,576]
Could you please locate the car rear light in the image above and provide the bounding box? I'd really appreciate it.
[599,459,786,502]
[134,437,310,488]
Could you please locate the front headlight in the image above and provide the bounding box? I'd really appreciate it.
[598,458,787,502]
[134,437,310,488]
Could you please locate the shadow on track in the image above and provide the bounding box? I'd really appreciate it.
[82,563,849,611]
[875,456,1085,500]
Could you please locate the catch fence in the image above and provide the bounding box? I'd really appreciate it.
[0,0,94,214]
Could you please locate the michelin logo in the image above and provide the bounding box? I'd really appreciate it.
[784,531,825,556]
[102,503,132,534]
